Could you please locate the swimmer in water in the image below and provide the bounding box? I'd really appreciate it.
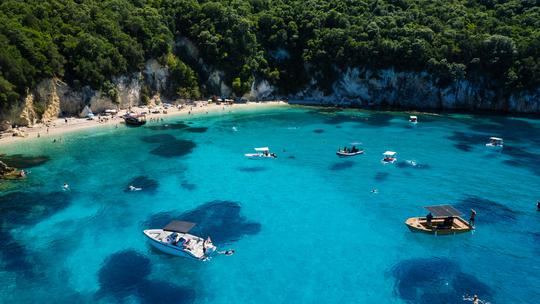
[218,249,235,256]
[371,189,379,194]
[62,183,70,190]
[129,185,142,191]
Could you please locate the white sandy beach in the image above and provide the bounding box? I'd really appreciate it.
[0,101,287,145]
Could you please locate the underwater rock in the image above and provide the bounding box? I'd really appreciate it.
[392,257,492,304]
[374,172,390,181]
[238,166,267,172]
[125,176,159,193]
[96,250,196,304]
[0,154,50,168]
[329,161,355,171]
[313,129,325,133]
[454,196,517,224]
[150,139,196,158]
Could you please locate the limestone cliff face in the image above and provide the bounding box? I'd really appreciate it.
[290,68,540,113]
[2,64,539,128]
[18,93,38,126]
[36,78,61,122]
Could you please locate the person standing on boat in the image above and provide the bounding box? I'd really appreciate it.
[426,212,433,227]
[469,209,476,227]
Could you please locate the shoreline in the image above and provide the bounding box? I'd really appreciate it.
[0,101,287,146]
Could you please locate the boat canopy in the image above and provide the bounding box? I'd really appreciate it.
[383,151,397,156]
[163,220,196,233]
[410,116,417,119]
[489,137,503,141]
[254,147,269,152]
[424,205,462,217]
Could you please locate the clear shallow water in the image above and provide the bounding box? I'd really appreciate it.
[1,106,539,304]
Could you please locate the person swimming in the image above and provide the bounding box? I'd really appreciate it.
[62,183,70,191]
[129,185,142,191]
[218,249,235,256]
[371,189,379,194]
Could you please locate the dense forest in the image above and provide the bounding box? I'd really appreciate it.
[1,0,540,112]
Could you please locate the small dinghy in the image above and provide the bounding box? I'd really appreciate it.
[485,137,503,148]
[409,115,418,124]
[381,151,397,164]
[143,220,217,261]
[245,147,277,159]
[336,145,364,157]
[405,205,473,235]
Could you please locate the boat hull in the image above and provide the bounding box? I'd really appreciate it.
[381,158,396,164]
[405,217,472,235]
[143,230,204,260]
[336,151,364,157]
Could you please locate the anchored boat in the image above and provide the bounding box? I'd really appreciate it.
[336,146,364,157]
[486,137,503,148]
[245,147,277,158]
[381,151,397,164]
[124,114,146,126]
[405,205,473,235]
[409,115,418,124]
[143,220,217,261]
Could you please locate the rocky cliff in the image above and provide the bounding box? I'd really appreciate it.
[290,68,540,113]
[2,65,539,127]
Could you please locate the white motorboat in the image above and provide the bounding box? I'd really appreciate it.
[486,137,503,148]
[382,151,397,164]
[245,147,277,158]
[409,116,418,124]
[143,220,217,261]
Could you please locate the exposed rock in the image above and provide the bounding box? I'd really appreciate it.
[89,93,115,114]
[0,160,20,179]
[116,74,142,108]
[291,67,540,113]
[144,59,169,93]
[0,121,12,132]
[36,78,61,122]
[18,93,38,126]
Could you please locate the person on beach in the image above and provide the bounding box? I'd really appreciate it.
[64,118,68,124]
[37,133,40,138]
[469,209,476,226]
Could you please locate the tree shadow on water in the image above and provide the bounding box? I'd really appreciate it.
[391,257,492,304]
[142,201,261,245]
[96,250,195,304]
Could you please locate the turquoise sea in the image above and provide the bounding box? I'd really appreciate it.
[1,105,539,303]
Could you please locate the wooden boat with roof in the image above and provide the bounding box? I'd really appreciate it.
[143,220,217,261]
[405,205,473,235]
[123,113,146,126]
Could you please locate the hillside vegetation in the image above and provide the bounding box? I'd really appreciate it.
[1,0,540,111]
